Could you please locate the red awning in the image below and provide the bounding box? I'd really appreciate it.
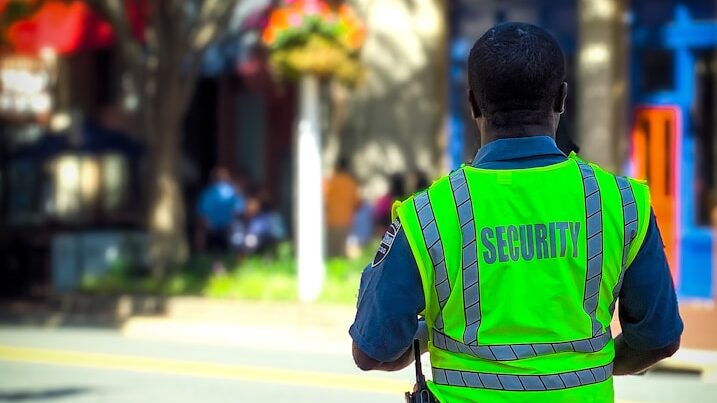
[5,0,145,55]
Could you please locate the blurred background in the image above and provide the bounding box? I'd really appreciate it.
[0,0,716,402]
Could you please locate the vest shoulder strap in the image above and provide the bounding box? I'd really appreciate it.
[574,155,652,268]
[393,172,456,320]
[623,177,652,268]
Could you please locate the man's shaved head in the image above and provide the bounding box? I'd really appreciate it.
[468,22,566,128]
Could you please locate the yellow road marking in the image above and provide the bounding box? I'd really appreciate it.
[0,345,409,395]
[0,345,650,402]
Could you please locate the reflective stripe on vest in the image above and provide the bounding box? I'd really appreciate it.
[578,162,604,337]
[414,190,450,331]
[431,327,613,361]
[432,362,613,391]
[420,162,639,361]
[448,169,481,344]
[610,176,639,315]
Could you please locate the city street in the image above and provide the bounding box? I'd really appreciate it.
[0,326,715,403]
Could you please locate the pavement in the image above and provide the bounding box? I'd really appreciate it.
[1,297,716,402]
[125,298,717,382]
[0,325,414,403]
[122,298,356,356]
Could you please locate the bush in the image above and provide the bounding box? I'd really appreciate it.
[81,240,379,305]
[203,241,377,304]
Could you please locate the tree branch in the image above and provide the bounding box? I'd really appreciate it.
[85,0,148,117]
[85,0,143,66]
[187,0,238,53]
[176,0,239,110]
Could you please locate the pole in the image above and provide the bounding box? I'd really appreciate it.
[577,0,628,172]
[296,74,325,302]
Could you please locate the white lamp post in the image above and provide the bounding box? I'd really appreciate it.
[296,74,325,302]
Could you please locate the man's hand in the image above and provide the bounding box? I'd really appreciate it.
[613,333,680,375]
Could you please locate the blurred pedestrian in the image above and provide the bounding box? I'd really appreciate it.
[346,199,374,259]
[233,175,248,218]
[373,173,405,233]
[325,157,360,258]
[411,170,430,194]
[235,188,286,257]
[195,167,243,254]
[228,180,250,255]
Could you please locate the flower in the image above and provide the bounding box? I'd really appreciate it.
[261,0,365,85]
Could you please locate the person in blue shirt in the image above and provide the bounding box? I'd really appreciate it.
[350,23,683,377]
[196,167,245,252]
[237,191,287,256]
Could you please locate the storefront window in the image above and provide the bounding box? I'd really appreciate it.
[102,154,129,212]
[7,160,44,224]
[52,155,84,219]
[5,124,43,152]
[0,55,54,117]
[48,153,133,222]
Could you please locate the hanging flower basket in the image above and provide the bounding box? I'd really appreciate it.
[262,0,365,85]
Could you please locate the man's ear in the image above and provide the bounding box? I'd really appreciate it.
[554,82,568,113]
[468,90,481,119]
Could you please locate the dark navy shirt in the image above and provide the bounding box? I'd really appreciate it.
[349,136,684,362]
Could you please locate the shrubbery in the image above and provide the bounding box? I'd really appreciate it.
[80,241,378,305]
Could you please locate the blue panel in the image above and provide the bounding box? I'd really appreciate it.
[449,39,470,169]
[679,229,713,299]
[632,4,715,299]
[664,24,717,49]
[664,6,717,49]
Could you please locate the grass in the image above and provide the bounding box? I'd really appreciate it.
[80,241,377,305]
[202,242,373,304]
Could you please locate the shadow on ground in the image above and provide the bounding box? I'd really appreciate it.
[0,295,166,329]
[0,387,92,401]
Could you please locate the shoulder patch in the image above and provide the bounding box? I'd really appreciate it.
[372,219,402,267]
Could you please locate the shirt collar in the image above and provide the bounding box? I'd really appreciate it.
[471,136,566,168]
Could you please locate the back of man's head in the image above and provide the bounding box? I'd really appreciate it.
[468,22,566,127]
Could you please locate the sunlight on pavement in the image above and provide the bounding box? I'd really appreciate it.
[0,345,409,395]
[0,344,649,402]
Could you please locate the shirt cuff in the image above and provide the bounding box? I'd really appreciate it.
[622,320,684,351]
[349,323,407,362]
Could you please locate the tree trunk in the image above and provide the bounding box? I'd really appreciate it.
[145,96,189,278]
[296,75,325,302]
[79,0,234,279]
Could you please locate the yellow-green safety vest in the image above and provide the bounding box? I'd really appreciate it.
[393,154,651,403]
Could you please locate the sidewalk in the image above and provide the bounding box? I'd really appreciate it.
[0,296,356,355]
[3,295,716,381]
[0,294,165,327]
[123,299,717,382]
[121,298,356,356]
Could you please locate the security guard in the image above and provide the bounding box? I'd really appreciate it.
[350,23,683,403]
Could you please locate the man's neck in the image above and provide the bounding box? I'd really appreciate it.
[480,124,555,146]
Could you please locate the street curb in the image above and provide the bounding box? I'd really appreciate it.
[655,349,717,383]
[0,294,166,328]
[4,296,716,384]
[0,296,356,337]
[121,298,357,355]
[121,317,352,356]
[164,297,355,327]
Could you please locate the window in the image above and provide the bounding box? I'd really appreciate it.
[101,154,129,212]
[7,159,44,225]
